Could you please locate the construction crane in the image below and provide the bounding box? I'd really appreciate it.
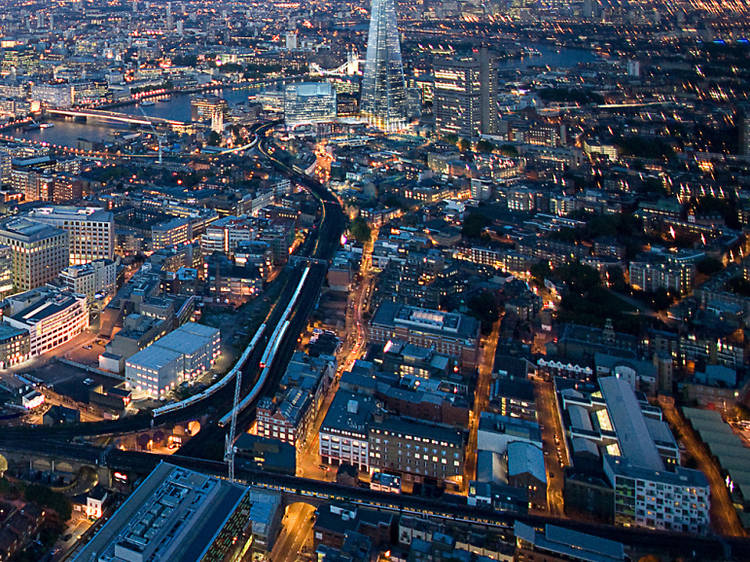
[225,363,243,481]
[137,103,164,164]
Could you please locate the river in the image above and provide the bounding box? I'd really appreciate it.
[9,44,598,149]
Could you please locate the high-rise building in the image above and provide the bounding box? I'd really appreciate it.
[0,218,69,292]
[285,30,298,50]
[434,48,498,139]
[284,82,337,126]
[741,106,750,157]
[360,0,407,131]
[26,206,114,265]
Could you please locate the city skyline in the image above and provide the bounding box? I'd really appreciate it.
[0,1,749,560]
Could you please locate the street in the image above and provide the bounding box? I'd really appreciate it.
[53,512,94,561]
[533,377,567,516]
[659,396,746,537]
[463,318,501,493]
[296,227,378,480]
[268,502,315,562]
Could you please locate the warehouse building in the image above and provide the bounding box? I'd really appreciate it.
[125,322,220,399]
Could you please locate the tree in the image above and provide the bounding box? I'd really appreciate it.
[476,139,496,153]
[461,211,490,239]
[457,138,471,152]
[556,262,601,295]
[350,217,371,244]
[499,144,519,157]
[696,257,724,275]
[468,290,500,332]
[530,261,551,286]
[24,484,72,521]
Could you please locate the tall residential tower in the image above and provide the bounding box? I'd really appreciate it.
[434,48,498,140]
[360,0,407,131]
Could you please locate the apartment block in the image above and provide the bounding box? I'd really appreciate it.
[0,218,69,291]
[27,206,114,265]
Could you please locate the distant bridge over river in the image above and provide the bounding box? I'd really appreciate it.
[45,108,189,129]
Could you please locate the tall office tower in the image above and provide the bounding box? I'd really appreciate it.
[360,0,407,132]
[741,106,750,157]
[0,218,69,292]
[166,2,173,30]
[26,206,114,265]
[434,48,498,140]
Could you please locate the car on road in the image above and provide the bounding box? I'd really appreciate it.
[82,344,92,350]
[318,464,329,472]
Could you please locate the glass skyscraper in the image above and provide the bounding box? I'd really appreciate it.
[360,0,407,132]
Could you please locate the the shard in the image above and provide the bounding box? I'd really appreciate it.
[360,0,407,132]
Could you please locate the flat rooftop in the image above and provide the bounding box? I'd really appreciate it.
[29,205,113,223]
[321,390,374,437]
[10,293,82,325]
[599,376,664,471]
[74,462,249,562]
[0,217,65,241]
[372,301,478,340]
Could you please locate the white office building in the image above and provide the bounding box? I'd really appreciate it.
[125,322,220,399]
[319,390,374,472]
[59,259,117,298]
[27,206,115,265]
[4,287,88,357]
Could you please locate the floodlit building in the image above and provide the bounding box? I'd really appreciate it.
[284,82,337,126]
[3,287,88,357]
[559,376,710,532]
[59,259,117,298]
[26,206,114,265]
[200,216,255,256]
[125,322,220,399]
[0,322,30,368]
[604,455,710,534]
[0,217,69,292]
[360,0,407,131]
[319,391,375,472]
[152,217,192,250]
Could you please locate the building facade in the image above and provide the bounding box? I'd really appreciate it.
[369,417,465,483]
[604,456,710,534]
[284,83,337,126]
[124,322,220,399]
[4,288,88,357]
[434,48,498,139]
[319,391,374,472]
[360,0,407,131]
[27,206,114,265]
[0,218,69,292]
[59,259,117,298]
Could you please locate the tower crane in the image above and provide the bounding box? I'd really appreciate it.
[225,362,243,481]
